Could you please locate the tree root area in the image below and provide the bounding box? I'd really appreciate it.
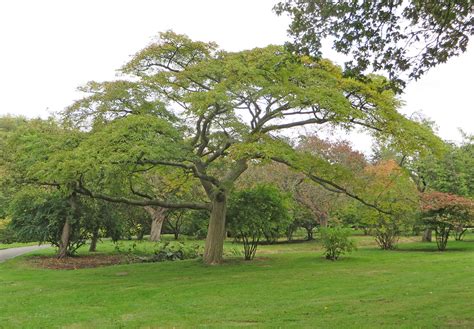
[28,254,127,270]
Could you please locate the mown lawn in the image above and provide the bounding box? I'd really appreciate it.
[1,235,473,328]
[0,241,40,250]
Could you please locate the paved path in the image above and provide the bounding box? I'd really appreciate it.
[0,245,51,263]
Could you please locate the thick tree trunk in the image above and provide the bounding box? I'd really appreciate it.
[145,206,167,242]
[89,228,99,252]
[58,220,71,259]
[203,193,227,265]
[422,229,432,242]
[150,217,165,241]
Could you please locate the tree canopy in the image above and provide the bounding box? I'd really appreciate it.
[275,0,474,89]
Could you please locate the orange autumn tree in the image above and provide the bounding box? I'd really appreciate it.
[420,191,474,250]
[354,160,419,249]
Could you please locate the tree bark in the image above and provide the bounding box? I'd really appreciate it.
[203,192,227,265]
[58,220,71,259]
[306,228,313,241]
[137,228,145,240]
[58,193,77,259]
[145,206,167,242]
[89,227,99,252]
[422,229,432,242]
[319,213,328,228]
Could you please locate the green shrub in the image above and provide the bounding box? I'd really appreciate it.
[9,189,89,256]
[320,227,356,261]
[148,241,201,262]
[227,185,291,260]
[0,218,17,244]
[113,241,138,254]
[182,210,209,239]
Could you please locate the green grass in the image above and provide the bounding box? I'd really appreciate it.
[1,235,474,328]
[0,241,40,250]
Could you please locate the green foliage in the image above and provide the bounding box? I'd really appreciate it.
[0,218,16,244]
[65,32,441,197]
[355,160,419,249]
[147,241,201,262]
[275,0,474,87]
[320,227,357,260]
[181,210,209,239]
[82,199,132,242]
[417,141,474,197]
[8,188,88,255]
[421,191,474,250]
[227,185,291,260]
[291,204,319,241]
[7,187,131,256]
[1,118,87,208]
[163,209,187,240]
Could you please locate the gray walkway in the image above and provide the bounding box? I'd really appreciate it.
[0,245,50,263]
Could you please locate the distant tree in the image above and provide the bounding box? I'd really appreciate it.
[238,135,367,239]
[164,210,187,240]
[275,0,474,89]
[417,141,474,198]
[406,135,474,241]
[227,185,291,260]
[356,160,419,249]
[295,208,319,241]
[420,191,474,250]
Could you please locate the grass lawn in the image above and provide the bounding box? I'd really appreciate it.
[0,241,41,250]
[1,234,473,328]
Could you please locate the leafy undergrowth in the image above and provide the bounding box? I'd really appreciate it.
[1,235,473,328]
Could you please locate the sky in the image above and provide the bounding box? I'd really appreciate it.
[0,0,472,152]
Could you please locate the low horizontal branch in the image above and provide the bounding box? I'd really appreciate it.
[76,183,210,211]
[270,156,392,215]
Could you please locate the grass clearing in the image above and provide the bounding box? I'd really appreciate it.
[1,235,473,328]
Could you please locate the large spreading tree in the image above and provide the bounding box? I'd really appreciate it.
[26,31,440,264]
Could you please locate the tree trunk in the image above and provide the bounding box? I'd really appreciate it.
[319,213,328,228]
[137,228,145,241]
[286,227,294,242]
[203,192,227,265]
[422,229,432,242]
[145,206,167,242]
[89,228,99,252]
[58,193,77,259]
[306,228,313,241]
[58,220,71,259]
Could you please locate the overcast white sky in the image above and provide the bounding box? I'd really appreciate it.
[0,0,472,151]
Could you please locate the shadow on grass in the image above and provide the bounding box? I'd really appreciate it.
[255,239,315,246]
[394,246,471,252]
